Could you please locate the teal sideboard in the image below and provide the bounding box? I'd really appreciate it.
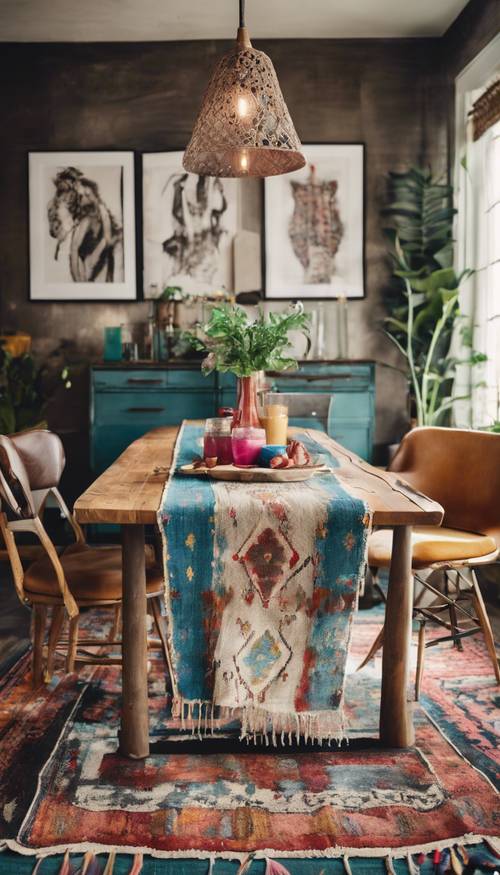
[91,365,223,474]
[90,360,375,475]
[267,361,375,462]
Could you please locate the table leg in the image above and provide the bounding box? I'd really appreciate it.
[379,525,415,748]
[119,524,150,758]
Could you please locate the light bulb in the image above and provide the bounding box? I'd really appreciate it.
[240,151,249,172]
[237,95,249,118]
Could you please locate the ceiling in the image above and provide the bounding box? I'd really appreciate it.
[0,0,469,42]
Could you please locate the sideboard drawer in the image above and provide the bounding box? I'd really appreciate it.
[93,368,218,392]
[167,370,217,390]
[94,392,215,426]
[93,370,170,391]
[270,374,371,393]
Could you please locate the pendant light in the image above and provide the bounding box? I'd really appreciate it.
[183,0,305,178]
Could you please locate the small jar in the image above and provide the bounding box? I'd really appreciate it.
[231,427,266,467]
[203,418,233,465]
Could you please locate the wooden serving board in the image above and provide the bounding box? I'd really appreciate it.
[179,463,328,483]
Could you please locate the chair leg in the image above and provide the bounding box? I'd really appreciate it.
[108,604,122,642]
[470,571,500,684]
[415,620,426,700]
[66,615,80,673]
[45,605,66,682]
[32,605,47,688]
[448,601,463,650]
[445,570,463,652]
[356,624,385,671]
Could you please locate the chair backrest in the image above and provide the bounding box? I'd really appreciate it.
[10,430,65,490]
[389,427,500,545]
[0,430,78,617]
[0,435,36,519]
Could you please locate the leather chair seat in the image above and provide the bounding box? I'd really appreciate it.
[368,526,498,570]
[24,543,164,601]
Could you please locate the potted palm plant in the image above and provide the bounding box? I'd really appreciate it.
[187,303,311,427]
[382,167,485,428]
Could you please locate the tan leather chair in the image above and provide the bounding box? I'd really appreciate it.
[360,427,500,696]
[0,430,169,686]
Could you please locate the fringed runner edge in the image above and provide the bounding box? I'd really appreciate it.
[156,422,372,745]
[4,835,500,862]
[161,699,346,746]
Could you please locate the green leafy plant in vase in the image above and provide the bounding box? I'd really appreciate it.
[186,303,311,427]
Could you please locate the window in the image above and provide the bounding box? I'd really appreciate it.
[454,36,500,429]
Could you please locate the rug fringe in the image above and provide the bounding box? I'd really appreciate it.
[5,833,498,862]
[170,697,346,745]
[343,853,353,875]
[102,852,115,875]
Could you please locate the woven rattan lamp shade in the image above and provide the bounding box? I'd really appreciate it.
[183,27,305,178]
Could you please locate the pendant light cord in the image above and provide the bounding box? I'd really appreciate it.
[239,0,245,28]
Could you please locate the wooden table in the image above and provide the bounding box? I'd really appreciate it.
[74,424,443,758]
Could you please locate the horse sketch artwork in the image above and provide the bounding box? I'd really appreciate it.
[29,152,136,301]
[47,166,124,284]
[265,144,365,299]
[143,152,238,298]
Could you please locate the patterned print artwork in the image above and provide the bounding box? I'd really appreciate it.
[265,144,364,299]
[289,167,344,284]
[159,424,371,742]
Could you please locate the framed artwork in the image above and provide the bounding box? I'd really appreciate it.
[264,144,365,299]
[142,151,239,298]
[29,151,137,302]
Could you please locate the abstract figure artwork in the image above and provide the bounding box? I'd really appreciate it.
[265,144,364,299]
[143,152,239,298]
[29,152,137,301]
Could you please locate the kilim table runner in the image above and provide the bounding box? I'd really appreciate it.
[158,422,371,742]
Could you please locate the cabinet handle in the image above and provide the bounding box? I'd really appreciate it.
[126,378,163,385]
[125,407,165,413]
[267,372,353,382]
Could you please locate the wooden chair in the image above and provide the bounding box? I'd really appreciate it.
[358,427,500,697]
[0,430,169,686]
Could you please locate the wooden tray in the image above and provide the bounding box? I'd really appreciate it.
[179,463,328,483]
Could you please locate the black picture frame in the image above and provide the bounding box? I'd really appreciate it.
[28,150,139,303]
[263,142,366,301]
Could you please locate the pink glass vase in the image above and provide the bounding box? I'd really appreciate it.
[235,374,261,428]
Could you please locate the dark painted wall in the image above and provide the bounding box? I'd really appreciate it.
[444,0,500,77]
[0,37,449,457]
[1,2,498,467]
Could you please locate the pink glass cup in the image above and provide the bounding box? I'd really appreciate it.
[231,427,266,467]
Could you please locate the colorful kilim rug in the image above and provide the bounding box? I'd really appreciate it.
[351,598,500,787]
[158,423,371,742]
[0,606,498,862]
